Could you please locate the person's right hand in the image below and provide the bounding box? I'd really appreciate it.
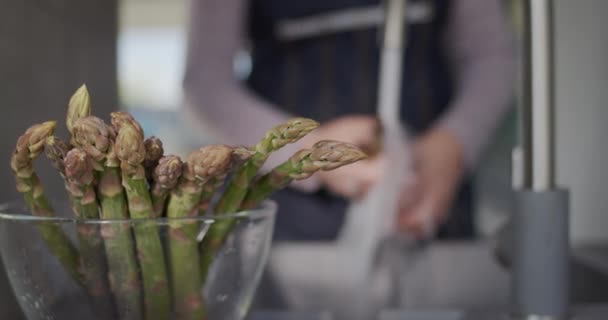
[316,154,385,199]
[301,115,385,199]
[301,115,381,153]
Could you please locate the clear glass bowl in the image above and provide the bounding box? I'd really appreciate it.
[0,200,276,320]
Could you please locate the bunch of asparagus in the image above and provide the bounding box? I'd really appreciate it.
[10,85,367,320]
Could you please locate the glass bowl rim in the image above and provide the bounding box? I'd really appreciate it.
[0,199,277,225]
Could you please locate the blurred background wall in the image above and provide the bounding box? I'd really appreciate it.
[554,0,608,244]
[0,0,118,318]
[479,0,608,245]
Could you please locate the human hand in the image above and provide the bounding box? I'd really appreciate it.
[301,115,382,156]
[316,154,386,199]
[302,115,384,199]
[396,128,465,239]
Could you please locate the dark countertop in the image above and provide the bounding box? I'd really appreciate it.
[249,305,608,319]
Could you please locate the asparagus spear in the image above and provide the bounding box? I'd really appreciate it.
[10,122,83,285]
[72,116,116,171]
[196,146,255,215]
[44,136,70,183]
[110,111,144,138]
[72,116,143,320]
[115,124,170,320]
[44,136,84,219]
[150,155,182,218]
[66,84,92,135]
[199,118,318,279]
[64,149,115,319]
[230,145,257,164]
[241,140,367,209]
[144,137,164,183]
[166,145,234,320]
[44,136,85,229]
[214,118,319,214]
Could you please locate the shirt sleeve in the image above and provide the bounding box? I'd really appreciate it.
[437,0,516,169]
[182,0,322,191]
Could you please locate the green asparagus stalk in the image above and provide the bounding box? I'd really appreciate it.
[98,156,144,320]
[196,178,223,214]
[150,155,182,218]
[72,116,143,320]
[64,149,115,319]
[115,124,170,320]
[241,140,367,209]
[166,145,234,320]
[10,122,84,285]
[144,136,164,183]
[199,118,318,279]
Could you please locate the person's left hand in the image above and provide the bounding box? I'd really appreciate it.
[299,115,384,199]
[396,128,465,239]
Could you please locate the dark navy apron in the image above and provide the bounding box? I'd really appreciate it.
[246,0,474,241]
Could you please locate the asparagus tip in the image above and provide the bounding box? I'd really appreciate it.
[231,146,256,163]
[27,121,57,158]
[262,118,320,152]
[44,136,70,174]
[66,84,92,133]
[154,155,183,189]
[186,145,233,183]
[310,140,368,171]
[144,136,164,166]
[72,116,114,164]
[278,117,319,139]
[64,148,94,187]
[11,121,57,175]
[110,111,144,138]
[115,125,146,169]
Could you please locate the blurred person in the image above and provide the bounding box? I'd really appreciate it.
[182,0,515,241]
